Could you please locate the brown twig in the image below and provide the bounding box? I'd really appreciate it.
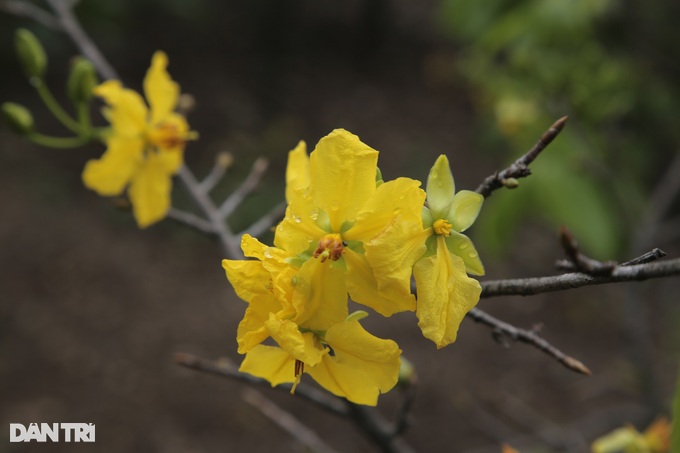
[557,226,617,275]
[466,308,591,375]
[199,151,233,193]
[166,207,215,234]
[174,352,348,416]
[175,352,416,453]
[242,388,341,453]
[475,116,568,198]
[481,257,680,298]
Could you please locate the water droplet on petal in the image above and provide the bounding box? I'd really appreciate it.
[309,209,319,221]
[459,243,469,250]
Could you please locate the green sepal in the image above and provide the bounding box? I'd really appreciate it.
[426,154,455,218]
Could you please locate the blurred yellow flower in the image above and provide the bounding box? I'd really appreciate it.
[82,51,194,227]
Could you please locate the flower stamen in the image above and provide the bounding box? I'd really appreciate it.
[313,233,345,262]
[433,218,453,237]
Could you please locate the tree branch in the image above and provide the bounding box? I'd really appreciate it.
[481,257,680,298]
[0,0,63,30]
[475,116,568,198]
[467,308,591,375]
[218,157,269,219]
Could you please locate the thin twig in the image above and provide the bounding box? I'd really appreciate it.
[45,0,118,80]
[476,116,568,198]
[392,382,417,436]
[0,0,63,30]
[177,165,242,258]
[199,151,233,193]
[174,352,348,416]
[481,257,680,298]
[238,201,286,237]
[558,225,617,275]
[218,157,269,219]
[466,308,591,375]
[166,208,215,234]
[557,247,667,271]
[242,388,341,453]
[346,404,417,453]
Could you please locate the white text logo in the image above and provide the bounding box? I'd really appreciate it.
[9,423,95,442]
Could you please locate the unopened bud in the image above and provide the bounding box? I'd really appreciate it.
[68,57,98,104]
[15,28,47,78]
[501,177,520,189]
[398,356,417,387]
[1,102,34,135]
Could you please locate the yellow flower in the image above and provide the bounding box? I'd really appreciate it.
[82,51,194,228]
[414,155,484,348]
[274,130,427,317]
[223,233,349,353]
[239,312,401,406]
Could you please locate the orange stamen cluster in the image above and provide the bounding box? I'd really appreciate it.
[313,234,345,262]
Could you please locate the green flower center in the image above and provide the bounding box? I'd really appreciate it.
[433,218,452,237]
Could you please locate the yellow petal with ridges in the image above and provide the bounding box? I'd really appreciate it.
[292,257,347,331]
[236,293,282,354]
[222,259,271,302]
[274,204,326,255]
[309,129,378,232]
[344,248,416,316]
[265,317,326,366]
[239,345,296,386]
[343,177,425,242]
[128,152,173,228]
[285,141,310,206]
[414,236,481,348]
[363,219,430,294]
[143,51,179,125]
[306,319,401,406]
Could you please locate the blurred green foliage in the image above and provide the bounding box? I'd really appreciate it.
[437,0,680,259]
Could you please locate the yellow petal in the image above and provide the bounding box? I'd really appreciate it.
[292,257,348,331]
[222,259,271,302]
[343,177,425,242]
[236,293,282,354]
[447,190,483,233]
[445,230,485,276]
[265,317,326,366]
[128,152,173,228]
[363,219,430,298]
[239,345,296,387]
[82,135,144,195]
[309,129,378,232]
[306,318,401,406]
[414,236,481,348]
[143,51,179,125]
[285,141,310,206]
[94,80,148,136]
[274,204,326,255]
[343,248,416,316]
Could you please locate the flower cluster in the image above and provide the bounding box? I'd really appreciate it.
[83,52,195,228]
[223,129,485,405]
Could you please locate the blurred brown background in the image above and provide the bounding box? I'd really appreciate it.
[1,1,679,452]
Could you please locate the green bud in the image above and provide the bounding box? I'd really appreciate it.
[67,57,99,104]
[15,28,47,78]
[1,102,35,135]
[397,356,417,387]
[501,177,520,189]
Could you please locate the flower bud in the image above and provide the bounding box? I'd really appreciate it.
[1,102,35,135]
[67,57,98,104]
[15,28,47,78]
